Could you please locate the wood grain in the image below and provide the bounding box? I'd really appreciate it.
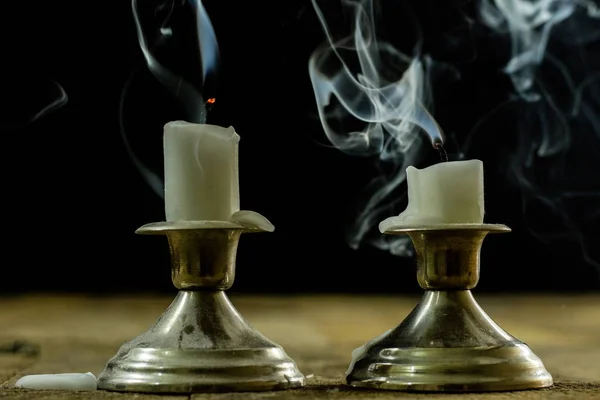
[0,293,598,399]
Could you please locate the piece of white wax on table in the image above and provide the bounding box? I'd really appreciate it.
[379,160,484,232]
[163,121,240,221]
[15,372,97,391]
[230,210,275,232]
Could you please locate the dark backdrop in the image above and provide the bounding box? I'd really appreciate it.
[4,0,600,294]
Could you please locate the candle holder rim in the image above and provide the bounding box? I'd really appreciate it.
[136,221,268,235]
[383,223,510,235]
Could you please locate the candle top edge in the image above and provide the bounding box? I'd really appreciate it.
[407,159,483,172]
[164,120,234,129]
[164,121,239,140]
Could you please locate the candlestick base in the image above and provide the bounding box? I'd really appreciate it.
[97,221,305,394]
[346,224,553,392]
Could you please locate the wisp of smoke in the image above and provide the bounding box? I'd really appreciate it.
[9,77,68,130]
[28,80,68,124]
[121,0,219,198]
[471,0,600,271]
[308,0,444,256]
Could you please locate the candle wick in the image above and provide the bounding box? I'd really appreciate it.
[435,143,448,162]
[206,98,216,112]
[199,97,216,125]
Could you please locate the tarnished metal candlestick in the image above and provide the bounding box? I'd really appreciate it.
[98,221,305,394]
[346,224,553,392]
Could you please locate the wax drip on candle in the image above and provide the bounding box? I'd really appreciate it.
[435,142,448,163]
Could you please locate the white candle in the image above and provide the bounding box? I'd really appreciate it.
[163,121,240,221]
[15,372,97,391]
[379,160,484,232]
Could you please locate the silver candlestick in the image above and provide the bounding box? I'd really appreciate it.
[98,221,306,393]
[346,224,553,392]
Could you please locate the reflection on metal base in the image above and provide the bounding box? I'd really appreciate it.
[346,224,553,392]
[98,221,305,393]
[347,290,553,392]
[98,291,304,393]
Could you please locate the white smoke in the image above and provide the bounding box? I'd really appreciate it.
[308,0,444,256]
[121,0,220,197]
[28,80,68,124]
[309,0,600,270]
[472,0,600,271]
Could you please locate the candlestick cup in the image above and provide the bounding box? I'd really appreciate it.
[97,221,305,393]
[346,224,553,392]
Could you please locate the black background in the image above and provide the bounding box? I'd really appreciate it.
[4,0,600,294]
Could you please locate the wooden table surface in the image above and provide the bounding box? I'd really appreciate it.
[0,293,598,399]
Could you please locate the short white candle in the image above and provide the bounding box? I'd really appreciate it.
[379,160,484,232]
[15,372,97,391]
[163,121,240,221]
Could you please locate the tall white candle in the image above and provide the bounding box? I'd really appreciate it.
[163,121,240,221]
[379,160,484,232]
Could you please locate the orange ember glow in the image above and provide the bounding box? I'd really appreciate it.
[206,98,216,104]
